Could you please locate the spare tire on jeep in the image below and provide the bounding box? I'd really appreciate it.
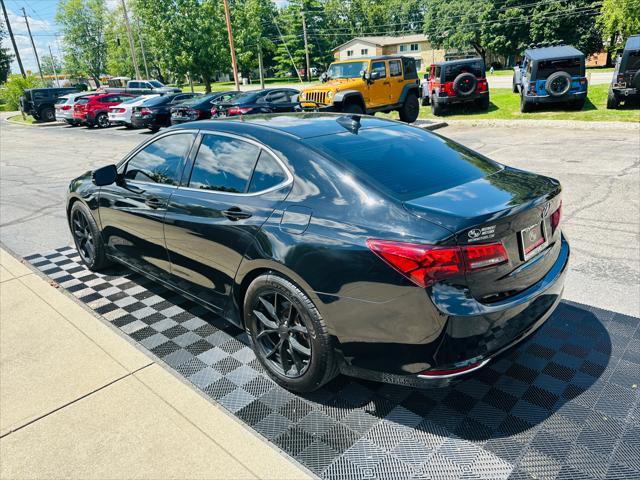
[453,72,477,97]
[546,71,572,97]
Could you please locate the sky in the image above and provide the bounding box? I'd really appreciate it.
[1,0,288,75]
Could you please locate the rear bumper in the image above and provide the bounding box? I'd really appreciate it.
[525,91,587,104]
[612,87,638,97]
[55,111,73,121]
[339,234,570,387]
[436,91,489,105]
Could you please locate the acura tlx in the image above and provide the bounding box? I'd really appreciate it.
[67,114,568,392]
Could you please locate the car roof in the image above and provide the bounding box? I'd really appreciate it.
[625,34,640,51]
[524,45,584,61]
[433,57,483,66]
[170,113,404,139]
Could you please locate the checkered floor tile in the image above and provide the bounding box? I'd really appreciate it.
[25,246,640,480]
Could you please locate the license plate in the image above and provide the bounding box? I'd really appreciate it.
[520,222,547,260]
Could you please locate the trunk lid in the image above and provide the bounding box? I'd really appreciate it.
[404,167,562,301]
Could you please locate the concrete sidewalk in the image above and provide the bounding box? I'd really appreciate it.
[0,247,311,479]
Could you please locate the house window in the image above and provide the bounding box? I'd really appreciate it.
[346,50,353,57]
[410,43,419,52]
[399,44,408,53]
[361,48,368,56]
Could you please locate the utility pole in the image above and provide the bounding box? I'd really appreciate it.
[135,18,149,78]
[48,45,59,87]
[301,9,311,82]
[120,0,140,79]
[257,41,265,89]
[1,0,25,77]
[222,0,240,91]
[21,8,44,82]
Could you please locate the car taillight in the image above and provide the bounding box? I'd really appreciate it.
[419,360,486,377]
[529,82,537,95]
[617,74,625,83]
[477,79,488,92]
[228,106,252,115]
[62,105,72,110]
[140,108,152,115]
[366,239,508,288]
[210,107,218,115]
[550,201,562,233]
[441,82,455,97]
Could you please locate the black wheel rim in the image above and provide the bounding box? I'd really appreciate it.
[98,115,109,127]
[549,77,568,94]
[72,210,95,264]
[252,290,312,378]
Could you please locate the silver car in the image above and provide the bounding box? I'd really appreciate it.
[54,92,98,125]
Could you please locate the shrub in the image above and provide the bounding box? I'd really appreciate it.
[0,74,44,111]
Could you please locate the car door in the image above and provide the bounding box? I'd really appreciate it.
[164,132,292,315]
[388,59,404,103]
[98,131,197,280]
[368,60,389,107]
[265,89,299,112]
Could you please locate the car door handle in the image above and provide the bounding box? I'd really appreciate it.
[222,207,252,221]
[145,197,165,209]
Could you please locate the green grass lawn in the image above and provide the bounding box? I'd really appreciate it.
[7,114,38,125]
[384,84,639,122]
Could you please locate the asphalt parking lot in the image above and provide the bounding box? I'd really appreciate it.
[1,115,638,317]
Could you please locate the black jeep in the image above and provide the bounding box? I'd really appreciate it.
[19,87,79,122]
[607,35,640,109]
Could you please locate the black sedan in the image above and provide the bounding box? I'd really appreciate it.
[170,91,241,125]
[215,88,300,117]
[67,114,569,392]
[130,92,201,132]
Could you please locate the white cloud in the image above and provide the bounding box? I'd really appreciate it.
[1,9,60,75]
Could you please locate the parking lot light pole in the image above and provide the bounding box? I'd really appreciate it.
[120,0,141,80]
[223,0,240,91]
[21,8,44,82]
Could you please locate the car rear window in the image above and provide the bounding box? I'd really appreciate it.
[444,61,484,81]
[625,50,640,71]
[55,97,69,105]
[536,57,583,79]
[143,96,171,106]
[75,97,91,104]
[308,125,502,201]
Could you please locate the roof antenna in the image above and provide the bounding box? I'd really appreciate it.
[337,115,361,134]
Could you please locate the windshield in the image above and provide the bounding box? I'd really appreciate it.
[177,94,217,107]
[308,125,501,201]
[327,61,368,79]
[536,57,583,79]
[148,80,164,88]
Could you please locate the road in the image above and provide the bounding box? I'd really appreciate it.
[1,115,638,317]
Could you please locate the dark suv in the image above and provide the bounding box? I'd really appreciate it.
[607,35,640,109]
[421,58,489,115]
[20,87,79,122]
[513,45,587,112]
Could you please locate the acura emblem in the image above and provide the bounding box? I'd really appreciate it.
[468,228,481,239]
[542,202,551,218]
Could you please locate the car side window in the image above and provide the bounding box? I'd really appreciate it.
[389,60,402,77]
[248,150,287,193]
[188,135,260,193]
[124,133,195,185]
[371,61,387,78]
[434,66,441,80]
[266,91,288,104]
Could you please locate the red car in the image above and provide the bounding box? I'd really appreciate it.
[421,58,489,115]
[73,93,136,128]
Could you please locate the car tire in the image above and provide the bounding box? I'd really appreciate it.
[149,126,160,133]
[569,98,585,111]
[399,93,419,123]
[431,95,444,116]
[244,273,339,393]
[477,96,490,111]
[546,71,572,97]
[95,113,110,128]
[342,103,364,114]
[39,106,56,122]
[421,95,430,107]
[453,72,477,97]
[69,201,111,271]
[520,93,533,113]
[606,87,619,110]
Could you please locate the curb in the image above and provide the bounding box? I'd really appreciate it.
[415,120,448,131]
[5,115,63,127]
[435,118,640,131]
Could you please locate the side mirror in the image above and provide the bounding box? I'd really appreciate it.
[369,71,379,81]
[423,73,429,80]
[92,164,118,186]
[320,73,328,83]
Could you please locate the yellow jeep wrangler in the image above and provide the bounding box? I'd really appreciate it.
[299,56,421,123]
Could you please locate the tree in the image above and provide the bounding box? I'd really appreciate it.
[40,54,62,76]
[104,3,139,78]
[56,0,107,86]
[133,0,229,91]
[598,0,640,54]
[0,22,13,83]
[0,74,43,110]
[232,0,279,79]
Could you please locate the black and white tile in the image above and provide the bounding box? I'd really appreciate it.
[25,246,640,480]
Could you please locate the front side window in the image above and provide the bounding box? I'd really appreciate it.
[266,91,292,104]
[124,133,194,185]
[371,61,387,78]
[189,135,260,193]
[389,60,402,77]
[248,151,287,193]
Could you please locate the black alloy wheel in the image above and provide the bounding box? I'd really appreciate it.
[72,209,96,265]
[252,290,312,378]
[96,113,110,128]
